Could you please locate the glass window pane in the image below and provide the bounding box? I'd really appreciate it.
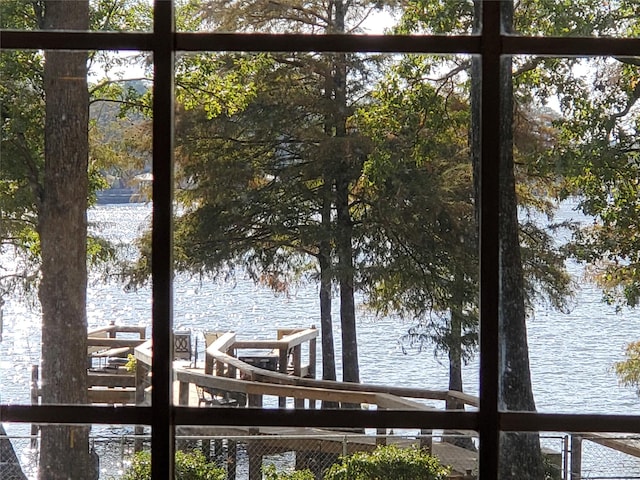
[167,51,478,413]
[1,49,152,407]
[500,431,640,480]
[0,0,152,32]
[1,421,149,479]
[499,55,640,414]
[512,0,639,37]
[174,2,478,35]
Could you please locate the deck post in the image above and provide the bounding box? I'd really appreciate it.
[278,347,288,407]
[308,328,317,409]
[293,345,305,408]
[247,443,262,480]
[570,434,582,480]
[227,439,237,480]
[308,327,316,376]
[134,360,147,452]
[178,380,189,406]
[419,429,433,454]
[376,407,387,446]
[248,393,263,408]
[30,365,39,449]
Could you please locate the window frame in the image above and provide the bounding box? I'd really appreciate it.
[1,1,640,478]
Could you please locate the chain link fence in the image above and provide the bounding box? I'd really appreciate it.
[3,431,640,479]
[576,435,640,480]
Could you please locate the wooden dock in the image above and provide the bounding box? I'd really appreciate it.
[36,325,627,479]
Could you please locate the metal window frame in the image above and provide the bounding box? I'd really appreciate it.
[2,1,640,478]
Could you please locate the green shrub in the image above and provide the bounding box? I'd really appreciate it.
[121,450,225,480]
[544,456,561,480]
[323,445,450,480]
[262,464,315,480]
[125,354,137,373]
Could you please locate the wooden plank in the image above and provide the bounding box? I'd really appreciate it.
[87,338,146,348]
[203,331,224,347]
[175,369,249,393]
[88,331,110,354]
[248,368,453,403]
[208,331,236,354]
[279,328,318,347]
[88,372,136,387]
[134,340,153,367]
[210,351,264,379]
[88,327,114,337]
[447,390,480,408]
[232,328,317,351]
[586,433,640,458]
[374,393,433,410]
[277,328,305,339]
[233,340,285,350]
[90,346,132,358]
[88,325,146,337]
[201,355,456,406]
[174,368,422,407]
[242,382,377,405]
[88,388,136,404]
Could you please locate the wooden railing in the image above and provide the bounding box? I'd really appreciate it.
[200,329,478,411]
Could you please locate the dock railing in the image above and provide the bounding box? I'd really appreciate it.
[129,327,640,480]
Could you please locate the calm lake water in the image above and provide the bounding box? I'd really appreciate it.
[1,201,639,476]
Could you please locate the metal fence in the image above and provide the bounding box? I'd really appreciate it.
[3,432,640,479]
[575,435,640,480]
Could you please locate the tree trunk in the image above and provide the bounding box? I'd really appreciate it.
[332,1,359,384]
[497,2,544,478]
[335,172,359,384]
[38,1,93,478]
[319,182,337,383]
[446,304,464,410]
[320,41,337,387]
[469,1,544,476]
[444,300,476,451]
[320,182,339,409]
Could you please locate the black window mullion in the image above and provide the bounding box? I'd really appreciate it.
[174,32,481,54]
[3,6,639,479]
[151,1,175,479]
[479,1,502,478]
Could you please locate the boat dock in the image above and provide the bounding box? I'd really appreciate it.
[26,324,637,479]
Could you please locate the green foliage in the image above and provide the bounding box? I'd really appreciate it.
[262,464,315,480]
[90,0,153,32]
[157,41,379,290]
[544,455,562,480]
[323,445,450,480]
[125,354,137,373]
[555,56,640,308]
[1,0,152,302]
[0,0,153,31]
[121,450,225,480]
[614,341,640,396]
[395,1,474,35]
[355,53,479,361]
[175,54,268,119]
[395,0,638,37]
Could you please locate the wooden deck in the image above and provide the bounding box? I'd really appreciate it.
[34,325,640,479]
[22,325,637,479]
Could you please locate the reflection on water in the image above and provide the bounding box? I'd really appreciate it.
[1,201,639,475]
[2,202,637,412]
